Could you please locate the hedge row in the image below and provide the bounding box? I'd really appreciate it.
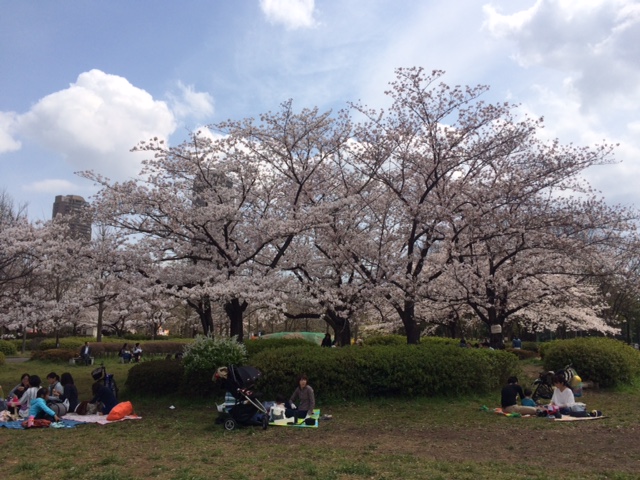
[0,339,17,356]
[36,340,190,357]
[251,343,518,401]
[542,337,640,388]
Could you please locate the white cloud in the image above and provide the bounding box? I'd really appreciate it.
[0,111,21,153]
[16,69,177,180]
[23,179,77,194]
[259,0,317,29]
[483,0,640,110]
[166,81,214,121]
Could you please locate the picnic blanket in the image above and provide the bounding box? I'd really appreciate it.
[62,413,141,425]
[0,419,86,429]
[270,409,320,428]
[553,415,607,422]
[481,406,605,421]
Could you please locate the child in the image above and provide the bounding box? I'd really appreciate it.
[29,388,61,422]
[521,388,536,407]
[270,394,288,421]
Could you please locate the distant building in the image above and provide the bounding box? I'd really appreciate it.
[52,195,92,240]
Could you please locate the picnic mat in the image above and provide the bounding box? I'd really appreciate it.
[553,415,607,422]
[62,413,141,425]
[0,419,86,429]
[270,409,320,428]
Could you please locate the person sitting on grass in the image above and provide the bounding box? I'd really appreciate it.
[501,376,538,416]
[59,372,79,413]
[90,382,117,415]
[18,375,41,417]
[132,343,143,362]
[8,373,30,400]
[119,343,132,363]
[521,388,537,407]
[286,374,315,421]
[29,388,61,422]
[547,373,591,417]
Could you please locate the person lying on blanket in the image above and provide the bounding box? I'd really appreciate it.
[501,376,539,416]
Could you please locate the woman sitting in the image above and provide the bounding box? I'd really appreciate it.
[90,382,117,415]
[549,373,589,417]
[286,374,315,421]
[18,375,41,417]
[8,373,30,400]
[59,372,79,413]
[119,343,132,363]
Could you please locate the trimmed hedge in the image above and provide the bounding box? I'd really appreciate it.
[31,349,77,362]
[245,338,319,359]
[542,337,640,388]
[125,359,186,396]
[0,339,17,356]
[251,343,519,401]
[37,338,190,358]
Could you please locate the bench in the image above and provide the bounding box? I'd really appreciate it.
[69,356,95,366]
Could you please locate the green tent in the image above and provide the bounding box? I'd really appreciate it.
[257,332,325,345]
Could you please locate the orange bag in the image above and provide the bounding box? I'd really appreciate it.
[106,401,135,421]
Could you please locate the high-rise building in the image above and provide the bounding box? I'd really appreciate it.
[52,195,92,241]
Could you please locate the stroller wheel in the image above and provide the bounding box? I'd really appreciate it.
[223,418,236,431]
[262,415,269,430]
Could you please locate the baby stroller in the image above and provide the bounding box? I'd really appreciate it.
[92,363,118,400]
[213,365,269,431]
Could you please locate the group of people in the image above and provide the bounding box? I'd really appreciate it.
[501,375,597,418]
[3,371,117,422]
[118,342,143,363]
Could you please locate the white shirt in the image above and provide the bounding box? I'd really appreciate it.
[550,386,575,408]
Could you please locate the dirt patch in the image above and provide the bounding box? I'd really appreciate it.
[307,418,640,473]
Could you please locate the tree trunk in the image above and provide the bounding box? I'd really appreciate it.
[400,300,421,345]
[225,298,248,342]
[325,309,352,346]
[97,298,105,342]
[187,297,214,336]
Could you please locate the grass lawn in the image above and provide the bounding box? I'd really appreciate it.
[1,358,639,480]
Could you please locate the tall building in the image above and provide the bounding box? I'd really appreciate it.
[52,195,92,241]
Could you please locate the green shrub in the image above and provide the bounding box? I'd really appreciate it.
[39,338,90,351]
[181,336,247,396]
[542,337,640,388]
[521,341,539,353]
[251,343,519,401]
[363,335,407,346]
[245,338,318,359]
[419,337,460,347]
[505,348,538,360]
[0,339,17,356]
[125,359,185,396]
[31,349,77,362]
[0,351,4,366]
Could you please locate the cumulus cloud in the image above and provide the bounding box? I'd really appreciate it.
[166,81,215,121]
[260,0,317,29]
[23,179,78,194]
[16,69,177,180]
[483,0,640,110]
[0,111,21,153]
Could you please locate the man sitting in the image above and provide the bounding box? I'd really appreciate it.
[80,342,92,366]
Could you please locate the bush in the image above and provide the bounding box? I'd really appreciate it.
[245,338,318,359]
[0,339,17,356]
[31,349,77,362]
[125,359,185,396]
[250,343,519,401]
[505,348,538,360]
[0,351,4,366]
[521,341,539,353]
[542,337,640,387]
[363,335,407,346]
[181,336,247,396]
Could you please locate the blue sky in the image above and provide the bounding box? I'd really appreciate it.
[1,0,639,220]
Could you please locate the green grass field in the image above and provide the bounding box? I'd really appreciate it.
[1,358,639,480]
